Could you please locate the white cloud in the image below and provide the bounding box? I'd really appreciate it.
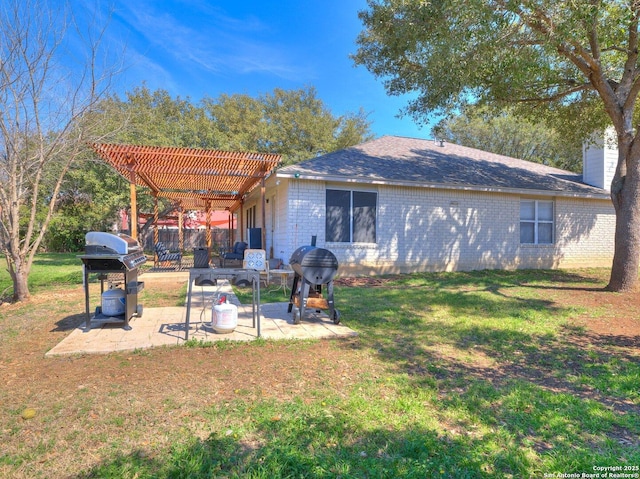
[112,0,312,81]
[119,49,179,93]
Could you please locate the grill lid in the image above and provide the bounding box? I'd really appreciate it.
[290,245,338,285]
[85,232,141,255]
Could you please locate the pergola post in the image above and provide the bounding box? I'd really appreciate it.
[178,205,184,252]
[153,193,159,246]
[239,205,244,243]
[260,177,267,256]
[205,201,212,251]
[129,170,138,240]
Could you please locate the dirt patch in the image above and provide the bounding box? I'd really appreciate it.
[335,276,403,288]
[530,282,640,339]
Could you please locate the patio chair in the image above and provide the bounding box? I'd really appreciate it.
[243,249,269,286]
[154,242,182,269]
[219,241,248,268]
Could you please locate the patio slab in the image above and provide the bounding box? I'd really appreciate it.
[45,279,357,357]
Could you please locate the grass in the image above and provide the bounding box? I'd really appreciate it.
[0,252,188,307]
[1,261,639,478]
[235,284,295,305]
[0,253,83,299]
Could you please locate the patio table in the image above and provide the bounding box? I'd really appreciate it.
[269,268,295,294]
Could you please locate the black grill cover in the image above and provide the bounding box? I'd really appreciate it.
[289,245,338,285]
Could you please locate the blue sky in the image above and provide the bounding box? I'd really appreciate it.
[87,0,436,139]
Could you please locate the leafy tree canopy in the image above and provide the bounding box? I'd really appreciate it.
[353,1,639,139]
[95,86,222,149]
[203,86,373,165]
[433,105,583,172]
[48,85,373,250]
[97,84,373,164]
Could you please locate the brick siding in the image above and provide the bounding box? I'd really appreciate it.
[246,180,615,276]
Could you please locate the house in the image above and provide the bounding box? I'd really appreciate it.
[241,135,615,276]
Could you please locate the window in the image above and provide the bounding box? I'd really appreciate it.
[326,189,377,243]
[520,200,554,244]
[247,205,257,229]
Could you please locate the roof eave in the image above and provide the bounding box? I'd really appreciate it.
[276,172,611,201]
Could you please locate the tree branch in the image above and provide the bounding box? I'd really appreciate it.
[516,82,592,103]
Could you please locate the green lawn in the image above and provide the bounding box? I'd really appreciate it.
[0,253,83,298]
[90,270,639,478]
[1,258,638,478]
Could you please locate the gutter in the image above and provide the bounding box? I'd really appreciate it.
[276,172,611,201]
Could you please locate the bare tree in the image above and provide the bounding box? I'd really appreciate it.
[0,0,116,301]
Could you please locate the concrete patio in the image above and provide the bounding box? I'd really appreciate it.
[45,272,357,357]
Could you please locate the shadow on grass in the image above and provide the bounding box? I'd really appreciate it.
[336,272,640,412]
[389,268,605,288]
[72,370,639,479]
[521,284,606,292]
[335,271,640,466]
[72,270,640,478]
[31,253,81,267]
[51,313,85,332]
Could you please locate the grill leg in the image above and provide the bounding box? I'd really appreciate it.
[123,270,135,331]
[288,274,300,313]
[327,280,335,319]
[299,280,311,323]
[314,284,322,312]
[83,267,91,332]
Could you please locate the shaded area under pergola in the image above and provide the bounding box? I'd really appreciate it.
[90,143,281,253]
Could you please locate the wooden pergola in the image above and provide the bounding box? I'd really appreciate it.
[91,143,281,252]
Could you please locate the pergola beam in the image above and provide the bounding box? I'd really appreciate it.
[90,143,281,246]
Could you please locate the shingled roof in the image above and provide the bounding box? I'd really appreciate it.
[277,136,609,199]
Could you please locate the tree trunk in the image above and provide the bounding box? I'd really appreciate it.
[10,258,31,301]
[607,143,640,292]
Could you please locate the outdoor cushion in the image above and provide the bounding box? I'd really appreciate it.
[222,241,248,261]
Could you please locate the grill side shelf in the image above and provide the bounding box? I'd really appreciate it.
[127,281,144,294]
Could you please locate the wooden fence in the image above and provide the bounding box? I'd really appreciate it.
[141,229,231,253]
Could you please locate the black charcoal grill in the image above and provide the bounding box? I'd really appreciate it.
[79,232,146,331]
[287,245,340,324]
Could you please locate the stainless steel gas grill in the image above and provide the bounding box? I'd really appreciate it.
[79,232,146,331]
[287,245,340,325]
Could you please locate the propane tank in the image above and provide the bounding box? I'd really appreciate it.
[211,295,238,333]
[102,287,126,316]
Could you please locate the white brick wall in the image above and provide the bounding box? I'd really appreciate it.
[250,179,615,275]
